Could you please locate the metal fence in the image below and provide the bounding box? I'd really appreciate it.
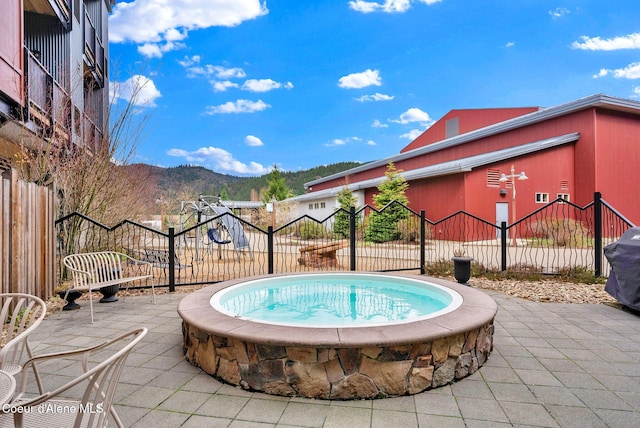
[54,192,634,292]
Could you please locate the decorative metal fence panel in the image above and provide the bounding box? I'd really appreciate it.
[54,193,635,292]
[425,210,502,271]
[174,215,267,284]
[506,198,598,274]
[599,198,635,275]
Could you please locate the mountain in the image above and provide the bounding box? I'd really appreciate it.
[127,162,362,214]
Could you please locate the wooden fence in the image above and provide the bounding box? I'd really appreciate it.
[0,168,57,297]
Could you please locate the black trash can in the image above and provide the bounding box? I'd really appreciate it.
[604,226,640,311]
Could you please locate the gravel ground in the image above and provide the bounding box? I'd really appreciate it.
[463,276,617,304]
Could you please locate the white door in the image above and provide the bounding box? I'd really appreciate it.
[496,202,509,239]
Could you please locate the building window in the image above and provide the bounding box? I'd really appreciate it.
[314,203,319,209]
[560,180,569,191]
[320,202,326,208]
[486,169,501,187]
[309,204,313,210]
[535,193,549,203]
[557,193,570,203]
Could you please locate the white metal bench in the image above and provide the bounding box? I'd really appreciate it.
[62,251,153,323]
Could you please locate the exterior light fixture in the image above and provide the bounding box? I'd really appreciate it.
[498,165,528,246]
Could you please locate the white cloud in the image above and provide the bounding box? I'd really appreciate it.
[349,0,440,14]
[372,119,388,128]
[204,99,270,114]
[137,44,162,58]
[391,107,432,124]
[325,136,362,147]
[212,80,239,92]
[241,79,294,92]
[328,138,347,146]
[400,129,423,140]
[167,146,269,175]
[367,140,377,146]
[214,67,247,79]
[505,41,515,48]
[109,0,268,57]
[165,28,187,41]
[338,69,382,89]
[355,93,394,102]
[633,86,640,98]
[179,57,294,94]
[572,33,640,51]
[593,69,609,78]
[136,29,188,58]
[110,75,162,107]
[177,55,200,67]
[594,62,640,79]
[179,57,247,79]
[245,135,264,146]
[549,7,570,19]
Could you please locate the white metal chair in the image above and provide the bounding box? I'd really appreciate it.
[0,293,46,395]
[0,327,148,428]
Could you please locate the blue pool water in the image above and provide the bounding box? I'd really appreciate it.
[210,273,463,327]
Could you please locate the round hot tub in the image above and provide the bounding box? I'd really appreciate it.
[179,272,497,399]
[211,273,463,327]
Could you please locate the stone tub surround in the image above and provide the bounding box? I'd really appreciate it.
[178,272,497,399]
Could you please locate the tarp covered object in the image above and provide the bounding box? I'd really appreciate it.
[604,226,640,311]
[210,205,250,250]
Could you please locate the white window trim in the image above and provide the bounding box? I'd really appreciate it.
[535,192,549,204]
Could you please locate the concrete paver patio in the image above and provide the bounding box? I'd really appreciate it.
[26,289,640,427]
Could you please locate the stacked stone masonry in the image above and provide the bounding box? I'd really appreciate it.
[182,321,494,400]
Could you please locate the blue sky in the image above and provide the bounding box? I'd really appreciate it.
[108,0,640,176]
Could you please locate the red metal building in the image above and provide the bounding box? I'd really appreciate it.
[303,94,640,226]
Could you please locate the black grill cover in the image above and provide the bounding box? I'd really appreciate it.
[604,226,640,310]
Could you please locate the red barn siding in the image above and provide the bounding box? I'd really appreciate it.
[593,109,640,220]
[466,145,576,221]
[406,175,466,219]
[308,98,640,226]
[347,108,594,191]
[402,107,539,152]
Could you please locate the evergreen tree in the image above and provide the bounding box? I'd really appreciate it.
[333,186,358,238]
[365,162,410,242]
[263,164,293,202]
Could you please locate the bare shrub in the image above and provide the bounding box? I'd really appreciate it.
[530,218,589,247]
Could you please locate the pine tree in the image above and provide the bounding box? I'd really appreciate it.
[365,162,410,242]
[263,164,293,202]
[333,186,358,238]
